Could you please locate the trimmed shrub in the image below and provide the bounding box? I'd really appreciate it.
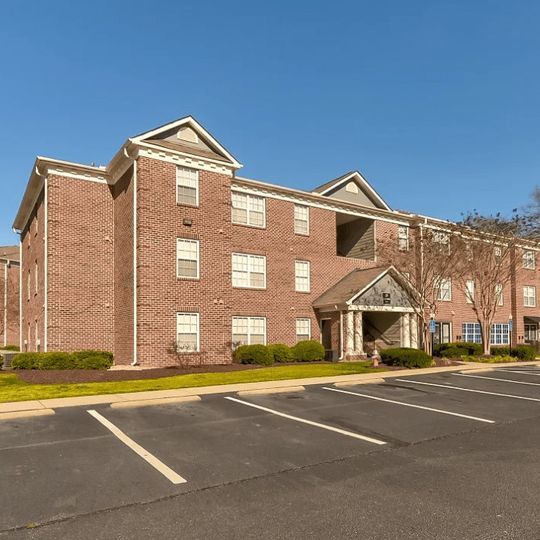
[234,344,274,366]
[462,354,516,363]
[491,344,536,361]
[292,340,325,362]
[268,343,294,363]
[434,342,482,358]
[11,350,114,370]
[380,347,433,369]
[2,345,20,352]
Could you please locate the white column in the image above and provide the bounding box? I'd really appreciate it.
[353,311,364,354]
[402,313,411,348]
[410,314,419,348]
[345,310,354,355]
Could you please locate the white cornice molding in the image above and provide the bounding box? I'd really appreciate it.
[46,166,108,184]
[137,143,235,177]
[231,181,410,226]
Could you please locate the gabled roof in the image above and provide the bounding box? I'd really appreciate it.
[312,171,391,211]
[131,115,242,168]
[313,265,412,308]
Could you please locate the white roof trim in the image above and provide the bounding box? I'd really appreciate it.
[130,116,242,169]
[317,171,391,211]
[347,267,393,305]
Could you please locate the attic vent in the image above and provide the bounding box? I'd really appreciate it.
[177,126,199,144]
[345,181,359,194]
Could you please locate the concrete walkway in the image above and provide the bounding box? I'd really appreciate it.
[2,360,540,419]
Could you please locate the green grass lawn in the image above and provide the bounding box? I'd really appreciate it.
[0,362,386,403]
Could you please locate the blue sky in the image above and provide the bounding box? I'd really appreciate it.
[1,0,539,245]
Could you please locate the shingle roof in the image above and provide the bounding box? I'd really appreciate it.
[312,266,391,307]
[312,172,356,194]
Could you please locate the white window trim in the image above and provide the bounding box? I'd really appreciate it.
[296,318,312,341]
[176,166,199,207]
[176,312,200,353]
[232,253,267,289]
[524,285,536,307]
[495,284,503,306]
[294,204,310,236]
[34,262,39,294]
[465,280,474,304]
[176,238,200,280]
[398,225,409,251]
[295,260,311,293]
[436,277,452,302]
[232,316,267,346]
[231,191,266,229]
[523,249,536,269]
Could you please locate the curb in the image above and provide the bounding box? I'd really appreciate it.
[2,360,540,419]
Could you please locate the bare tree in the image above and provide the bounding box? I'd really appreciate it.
[521,186,540,238]
[451,211,527,355]
[0,265,19,348]
[378,223,462,353]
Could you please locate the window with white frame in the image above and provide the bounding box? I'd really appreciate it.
[524,285,536,307]
[232,316,266,346]
[295,260,311,292]
[232,253,266,288]
[491,323,510,345]
[296,318,311,342]
[432,230,450,253]
[176,312,199,352]
[465,280,474,303]
[436,277,452,301]
[525,324,538,342]
[397,225,409,251]
[176,238,199,279]
[231,192,265,228]
[176,166,199,206]
[294,205,309,235]
[523,249,536,269]
[494,246,502,259]
[462,322,509,345]
[495,284,503,306]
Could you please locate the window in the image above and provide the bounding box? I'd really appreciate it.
[176,166,199,206]
[523,249,535,269]
[232,253,266,289]
[436,277,452,301]
[491,323,510,345]
[176,238,199,279]
[462,322,509,345]
[465,280,474,303]
[397,225,409,251]
[525,324,538,342]
[524,286,536,307]
[34,262,38,294]
[295,260,311,292]
[231,192,265,228]
[432,230,450,253]
[296,318,311,341]
[494,246,502,259]
[294,205,309,235]
[232,316,266,346]
[495,284,503,306]
[176,312,200,352]
[27,271,31,300]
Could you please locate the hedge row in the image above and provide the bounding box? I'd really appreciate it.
[234,340,325,366]
[11,350,114,370]
[380,347,434,369]
[434,342,536,360]
[490,345,536,361]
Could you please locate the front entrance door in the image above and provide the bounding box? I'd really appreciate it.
[433,322,452,345]
[320,319,333,360]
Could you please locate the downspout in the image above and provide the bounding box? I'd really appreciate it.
[18,239,22,351]
[43,175,48,352]
[3,261,7,347]
[339,309,344,360]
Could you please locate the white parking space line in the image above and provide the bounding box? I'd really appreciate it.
[495,369,540,376]
[454,373,540,387]
[322,387,495,424]
[87,409,187,485]
[225,396,386,445]
[395,379,540,403]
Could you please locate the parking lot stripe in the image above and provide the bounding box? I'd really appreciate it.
[454,373,540,387]
[322,387,495,424]
[87,410,187,485]
[395,379,540,402]
[495,369,540,376]
[224,396,386,445]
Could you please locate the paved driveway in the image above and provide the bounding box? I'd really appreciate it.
[1,367,540,539]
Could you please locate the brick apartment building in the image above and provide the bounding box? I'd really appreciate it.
[0,245,20,348]
[10,116,540,366]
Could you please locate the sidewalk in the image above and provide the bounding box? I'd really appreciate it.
[2,360,540,419]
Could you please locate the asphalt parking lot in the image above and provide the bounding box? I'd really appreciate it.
[1,367,540,539]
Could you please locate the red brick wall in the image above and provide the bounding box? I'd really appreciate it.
[0,260,20,347]
[112,168,134,365]
[20,190,45,352]
[47,175,114,352]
